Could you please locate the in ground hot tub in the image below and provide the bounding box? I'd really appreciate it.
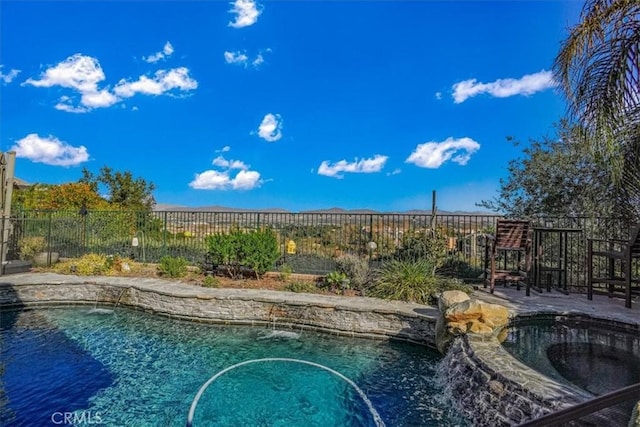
[501,314,640,424]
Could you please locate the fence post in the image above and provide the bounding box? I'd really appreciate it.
[47,211,53,266]
[163,211,168,256]
[83,212,88,257]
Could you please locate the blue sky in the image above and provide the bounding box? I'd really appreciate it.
[1,0,583,212]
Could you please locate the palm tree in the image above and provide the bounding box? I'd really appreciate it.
[553,0,640,219]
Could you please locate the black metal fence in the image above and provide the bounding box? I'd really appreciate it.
[8,210,636,290]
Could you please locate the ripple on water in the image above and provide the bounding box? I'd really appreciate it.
[1,307,469,427]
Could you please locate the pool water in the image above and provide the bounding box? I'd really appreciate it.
[1,307,467,426]
[501,317,640,393]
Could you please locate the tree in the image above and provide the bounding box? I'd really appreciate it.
[478,121,619,218]
[79,166,156,211]
[13,183,111,211]
[553,0,640,219]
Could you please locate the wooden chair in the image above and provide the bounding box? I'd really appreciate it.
[485,219,532,294]
[587,223,640,308]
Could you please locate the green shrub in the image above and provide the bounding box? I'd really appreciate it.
[54,253,109,276]
[438,256,484,279]
[18,236,47,259]
[394,229,447,268]
[158,255,189,278]
[323,270,348,290]
[435,280,474,297]
[205,228,280,278]
[284,281,317,293]
[278,263,293,282]
[202,275,220,288]
[243,229,280,277]
[334,253,371,290]
[369,259,472,305]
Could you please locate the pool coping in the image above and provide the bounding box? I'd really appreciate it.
[0,272,441,347]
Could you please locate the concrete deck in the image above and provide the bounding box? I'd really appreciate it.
[473,284,640,326]
[1,272,638,327]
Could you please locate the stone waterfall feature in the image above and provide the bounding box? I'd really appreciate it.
[435,290,509,354]
[435,291,640,427]
[435,291,587,426]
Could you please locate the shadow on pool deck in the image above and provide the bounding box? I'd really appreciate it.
[473,284,640,326]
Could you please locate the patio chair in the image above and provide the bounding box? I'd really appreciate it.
[587,223,640,308]
[485,219,532,294]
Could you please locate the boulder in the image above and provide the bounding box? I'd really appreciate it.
[438,290,471,312]
[435,294,510,353]
[444,300,509,337]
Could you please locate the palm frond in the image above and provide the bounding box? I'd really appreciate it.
[553,0,640,220]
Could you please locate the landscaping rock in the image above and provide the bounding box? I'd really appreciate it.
[438,290,471,312]
[435,294,510,353]
[444,300,509,338]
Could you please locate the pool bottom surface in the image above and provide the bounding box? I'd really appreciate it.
[1,307,466,427]
[546,342,640,396]
[501,316,640,424]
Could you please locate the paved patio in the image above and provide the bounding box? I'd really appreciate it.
[474,283,640,326]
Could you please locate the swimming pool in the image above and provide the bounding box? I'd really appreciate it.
[1,307,468,426]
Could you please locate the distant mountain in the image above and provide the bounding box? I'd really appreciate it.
[153,204,492,215]
[299,207,379,214]
[404,209,494,216]
[153,204,290,213]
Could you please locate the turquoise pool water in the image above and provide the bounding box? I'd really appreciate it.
[1,307,467,426]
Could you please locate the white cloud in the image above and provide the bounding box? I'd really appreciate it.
[23,53,197,112]
[252,54,264,67]
[212,155,248,170]
[54,101,88,114]
[452,70,555,103]
[114,67,198,98]
[189,169,261,190]
[224,51,249,66]
[190,152,261,190]
[81,89,119,108]
[318,155,388,179]
[144,42,175,63]
[190,170,229,190]
[406,137,480,168]
[0,66,21,84]
[228,0,261,28]
[386,168,402,176]
[257,113,282,142]
[10,134,89,167]
[434,92,442,100]
[23,54,105,93]
[231,170,261,189]
[224,50,268,68]
[216,146,231,153]
[22,54,117,112]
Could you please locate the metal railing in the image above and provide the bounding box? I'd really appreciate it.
[518,382,640,426]
[8,210,636,280]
